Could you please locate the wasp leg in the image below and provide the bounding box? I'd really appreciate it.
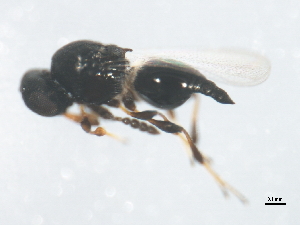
[167,96,209,165]
[202,162,248,204]
[166,94,200,144]
[122,91,137,111]
[87,104,115,120]
[120,106,248,204]
[119,106,205,163]
[166,109,195,165]
[167,110,175,121]
[80,116,126,142]
[189,95,213,164]
[64,105,124,142]
[191,94,200,144]
[64,106,99,126]
[105,99,121,108]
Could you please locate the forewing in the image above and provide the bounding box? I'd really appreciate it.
[126,48,271,86]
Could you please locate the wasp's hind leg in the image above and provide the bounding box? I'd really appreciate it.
[120,106,248,204]
[191,94,200,144]
[119,107,205,163]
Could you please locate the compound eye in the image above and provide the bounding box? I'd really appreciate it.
[134,60,194,109]
[20,70,73,117]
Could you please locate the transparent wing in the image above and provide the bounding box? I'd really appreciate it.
[126,48,271,86]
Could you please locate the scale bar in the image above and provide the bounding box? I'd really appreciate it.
[265,203,286,205]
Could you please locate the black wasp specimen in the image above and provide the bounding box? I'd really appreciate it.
[20,40,253,203]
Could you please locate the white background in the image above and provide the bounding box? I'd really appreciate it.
[0,0,299,224]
